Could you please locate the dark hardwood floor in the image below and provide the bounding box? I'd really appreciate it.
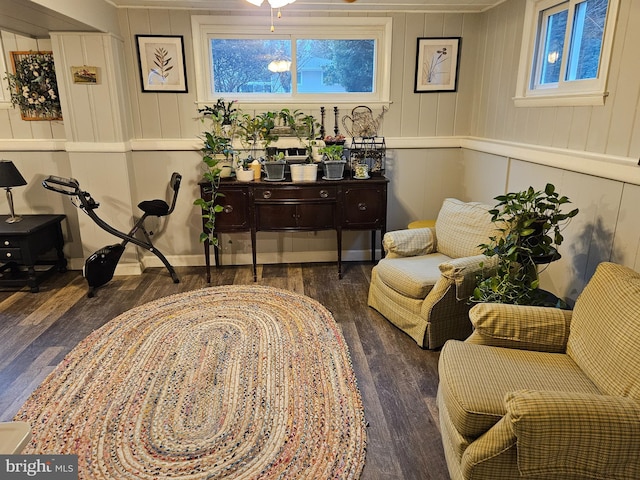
[0,262,449,479]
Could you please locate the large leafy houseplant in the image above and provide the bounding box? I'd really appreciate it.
[472,184,579,306]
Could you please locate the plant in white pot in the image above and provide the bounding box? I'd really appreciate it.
[235,156,255,182]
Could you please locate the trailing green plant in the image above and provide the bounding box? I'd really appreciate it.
[472,183,579,306]
[193,154,225,246]
[194,99,239,247]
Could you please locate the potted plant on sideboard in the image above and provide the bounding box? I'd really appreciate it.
[319,144,346,180]
[472,183,579,306]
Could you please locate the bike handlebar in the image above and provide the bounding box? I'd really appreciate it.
[42,175,100,209]
[42,176,81,196]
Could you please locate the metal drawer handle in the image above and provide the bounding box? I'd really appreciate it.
[223,205,234,214]
[5,252,11,258]
[263,190,272,199]
[320,190,329,198]
[4,240,8,246]
[358,202,367,211]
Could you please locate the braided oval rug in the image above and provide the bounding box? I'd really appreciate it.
[15,285,367,479]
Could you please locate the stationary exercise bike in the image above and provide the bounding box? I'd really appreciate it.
[42,173,182,297]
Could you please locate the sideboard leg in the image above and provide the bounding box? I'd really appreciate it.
[251,228,258,282]
[205,238,212,283]
[337,228,343,279]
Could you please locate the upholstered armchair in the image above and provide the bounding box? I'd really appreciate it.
[367,198,499,349]
[437,262,640,480]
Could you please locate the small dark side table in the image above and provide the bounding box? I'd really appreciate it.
[0,214,67,292]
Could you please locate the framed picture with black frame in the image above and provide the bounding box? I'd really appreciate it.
[136,35,188,93]
[414,37,461,93]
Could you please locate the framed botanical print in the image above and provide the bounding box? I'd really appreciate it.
[414,37,461,93]
[136,35,188,93]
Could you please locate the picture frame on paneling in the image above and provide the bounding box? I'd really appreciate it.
[135,35,188,93]
[71,66,98,84]
[414,37,461,93]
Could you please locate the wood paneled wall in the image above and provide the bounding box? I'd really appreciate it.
[471,0,640,160]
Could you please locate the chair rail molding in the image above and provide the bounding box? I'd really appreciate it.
[2,136,639,186]
[461,137,640,186]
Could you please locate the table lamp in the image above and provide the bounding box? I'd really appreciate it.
[0,160,27,223]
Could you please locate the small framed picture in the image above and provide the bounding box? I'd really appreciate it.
[414,37,461,93]
[135,35,188,93]
[71,66,98,84]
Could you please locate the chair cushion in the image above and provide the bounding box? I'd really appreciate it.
[506,389,640,479]
[567,262,640,400]
[435,198,496,259]
[382,227,436,257]
[468,302,572,353]
[438,340,601,439]
[374,253,451,299]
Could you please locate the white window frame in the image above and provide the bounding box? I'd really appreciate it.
[191,15,392,107]
[514,0,619,107]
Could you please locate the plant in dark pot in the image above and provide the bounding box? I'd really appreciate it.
[472,183,579,306]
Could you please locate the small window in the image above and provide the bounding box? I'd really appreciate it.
[191,15,391,105]
[515,0,619,107]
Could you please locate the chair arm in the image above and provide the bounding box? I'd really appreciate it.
[505,389,640,479]
[438,254,498,301]
[466,303,572,353]
[382,227,436,257]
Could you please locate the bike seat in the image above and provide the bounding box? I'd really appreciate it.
[138,199,170,216]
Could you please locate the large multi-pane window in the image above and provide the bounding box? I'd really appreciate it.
[192,16,391,104]
[515,0,619,106]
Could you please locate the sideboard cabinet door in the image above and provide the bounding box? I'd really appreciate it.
[214,185,251,231]
[342,184,386,229]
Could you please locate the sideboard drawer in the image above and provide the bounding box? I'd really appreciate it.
[0,248,22,262]
[256,203,335,230]
[254,186,337,201]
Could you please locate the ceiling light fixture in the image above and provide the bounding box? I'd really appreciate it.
[246,0,296,7]
[268,60,291,72]
[245,0,297,31]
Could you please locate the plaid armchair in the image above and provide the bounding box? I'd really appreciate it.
[367,198,499,349]
[437,262,640,479]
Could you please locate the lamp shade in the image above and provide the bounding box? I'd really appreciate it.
[0,161,27,188]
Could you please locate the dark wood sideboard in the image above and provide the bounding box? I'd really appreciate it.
[199,176,388,281]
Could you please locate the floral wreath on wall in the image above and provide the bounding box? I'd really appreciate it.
[5,51,62,121]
